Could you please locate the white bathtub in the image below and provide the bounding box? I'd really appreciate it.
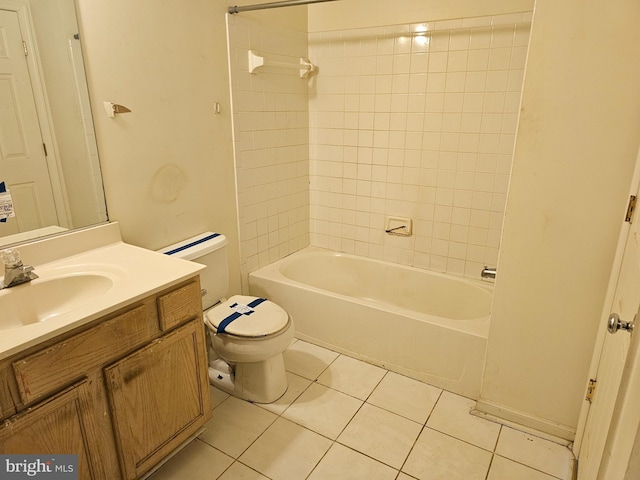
[248,246,493,398]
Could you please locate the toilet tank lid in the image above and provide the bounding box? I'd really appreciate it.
[158,232,228,261]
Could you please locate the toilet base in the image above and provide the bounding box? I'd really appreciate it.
[208,359,235,392]
[208,355,288,404]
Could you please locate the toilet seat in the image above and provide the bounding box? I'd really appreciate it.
[207,295,289,337]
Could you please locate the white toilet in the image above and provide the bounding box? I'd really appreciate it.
[159,232,294,403]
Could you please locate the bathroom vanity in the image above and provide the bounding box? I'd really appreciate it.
[0,223,211,479]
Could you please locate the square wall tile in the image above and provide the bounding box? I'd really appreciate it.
[230,13,531,283]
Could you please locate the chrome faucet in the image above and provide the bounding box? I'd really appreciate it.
[481,266,496,280]
[0,249,38,289]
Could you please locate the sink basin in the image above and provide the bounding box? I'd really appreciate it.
[0,273,114,330]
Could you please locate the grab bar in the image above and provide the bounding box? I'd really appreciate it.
[481,266,496,280]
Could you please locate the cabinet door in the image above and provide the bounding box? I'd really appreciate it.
[105,319,211,479]
[0,380,100,479]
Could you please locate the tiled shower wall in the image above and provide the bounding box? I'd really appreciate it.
[308,13,531,277]
[228,12,532,289]
[227,15,310,290]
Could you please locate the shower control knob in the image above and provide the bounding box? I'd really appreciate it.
[607,313,635,334]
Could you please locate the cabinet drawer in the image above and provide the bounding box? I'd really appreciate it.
[13,305,155,405]
[157,279,202,331]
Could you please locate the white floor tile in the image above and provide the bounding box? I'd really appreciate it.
[283,340,339,380]
[239,417,332,480]
[282,382,363,439]
[257,371,312,416]
[307,443,398,480]
[199,396,277,458]
[337,403,422,469]
[209,384,230,408]
[495,426,574,480]
[159,342,575,480]
[426,391,501,451]
[149,439,233,480]
[487,455,560,480]
[317,354,387,400]
[367,371,442,424]
[218,462,271,480]
[402,428,493,480]
[397,474,419,480]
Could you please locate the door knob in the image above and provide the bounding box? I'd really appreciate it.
[607,313,635,334]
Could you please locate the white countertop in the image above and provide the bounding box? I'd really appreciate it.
[0,223,204,359]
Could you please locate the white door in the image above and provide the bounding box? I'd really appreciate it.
[606,322,640,480]
[576,149,640,479]
[0,8,59,235]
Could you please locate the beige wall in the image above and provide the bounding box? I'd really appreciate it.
[479,0,640,438]
[75,0,640,441]
[308,0,534,32]
[76,0,242,294]
[231,0,307,28]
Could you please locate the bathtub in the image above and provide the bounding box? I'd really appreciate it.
[248,246,493,398]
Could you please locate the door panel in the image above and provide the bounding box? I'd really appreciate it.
[0,9,59,234]
[577,150,640,479]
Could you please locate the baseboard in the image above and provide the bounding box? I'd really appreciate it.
[474,398,576,443]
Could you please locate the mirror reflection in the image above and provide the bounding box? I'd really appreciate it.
[0,0,107,246]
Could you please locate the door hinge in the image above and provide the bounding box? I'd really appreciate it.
[22,41,28,57]
[42,143,47,156]
[586,378,597,403]
[625,195,637,223]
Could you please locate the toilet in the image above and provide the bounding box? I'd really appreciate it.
[159,232,294,403]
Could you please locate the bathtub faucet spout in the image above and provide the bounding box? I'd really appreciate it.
[481,266,496,280]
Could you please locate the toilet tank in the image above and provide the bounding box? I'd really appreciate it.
[158,232,229,309]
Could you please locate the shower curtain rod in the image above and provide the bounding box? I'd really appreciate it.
[228,0,338,15]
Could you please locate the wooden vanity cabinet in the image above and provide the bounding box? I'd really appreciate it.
[106,319,209,479]
[0,380,101,479]
[0,276,211,480]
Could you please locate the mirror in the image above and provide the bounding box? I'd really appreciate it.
[0,0,107,247]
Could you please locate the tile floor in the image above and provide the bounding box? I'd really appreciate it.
[150,339,575,480]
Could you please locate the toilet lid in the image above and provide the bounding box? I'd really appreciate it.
[207,295,288,337]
